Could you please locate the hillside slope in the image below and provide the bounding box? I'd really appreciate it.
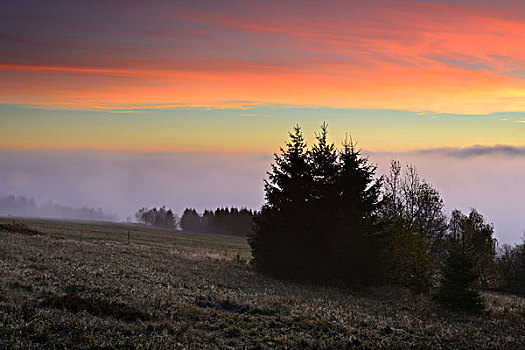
[0,219,524,349]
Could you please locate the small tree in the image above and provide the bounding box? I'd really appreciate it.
[436,209,489,313]
[496,234,525,295]
[135,207,148,224]
[180,208,202,232]
[437,240,485,313]
[461,209,497,286]
[165,209,177,229]
[382,161,447,255]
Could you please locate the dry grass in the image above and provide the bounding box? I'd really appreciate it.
[0,218,524,349]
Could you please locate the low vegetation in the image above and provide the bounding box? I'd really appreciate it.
[496,238,525,295]
[1,218,524,348]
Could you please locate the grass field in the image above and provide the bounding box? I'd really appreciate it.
[1,217,524,349]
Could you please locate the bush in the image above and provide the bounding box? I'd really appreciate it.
[383,219,433,293]
[496,238,525,295]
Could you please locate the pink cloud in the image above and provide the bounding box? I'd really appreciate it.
[3,0,525,113]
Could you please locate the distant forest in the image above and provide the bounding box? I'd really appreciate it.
[134,206,255,237]
[180,207,255,236]
[0,194,116,221]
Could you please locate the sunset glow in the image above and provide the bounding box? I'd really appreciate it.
[1,0,524,242]
[1,1,525,152]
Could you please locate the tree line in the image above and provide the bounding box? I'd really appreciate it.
[180,207,255,236]
[248,123,522,313]
[134,206,255,237]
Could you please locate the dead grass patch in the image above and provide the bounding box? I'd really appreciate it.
[41,293,156,322]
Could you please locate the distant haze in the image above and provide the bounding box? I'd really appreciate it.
[0,194,116,221]
[0,151,268,221]
[0,149,523,245]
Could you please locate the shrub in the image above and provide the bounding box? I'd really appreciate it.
[383,219,433,293]
[496,238,525,295]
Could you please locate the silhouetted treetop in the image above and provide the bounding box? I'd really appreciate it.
[250,123,383,283]
[135,206,176,229]
[180,206,255,236]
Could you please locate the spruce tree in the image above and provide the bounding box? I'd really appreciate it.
[437,241,485,313]
[437,210,486,313]
[310,122,339,199]
[250,125,313,278]
[250,124,383,283]
[331,137,383,283]
[307,123,340,278]
[180,208,202,232]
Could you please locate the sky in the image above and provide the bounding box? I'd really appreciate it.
[0,0,524,243]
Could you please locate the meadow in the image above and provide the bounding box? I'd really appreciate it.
[0,218,524,349]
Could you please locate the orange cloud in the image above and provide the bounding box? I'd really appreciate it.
[2,1,525,114]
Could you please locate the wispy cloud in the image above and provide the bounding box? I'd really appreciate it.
[411,145,525,158]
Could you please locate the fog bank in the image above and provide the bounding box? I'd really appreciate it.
[0,150,523,244]
[0,151,268,222]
